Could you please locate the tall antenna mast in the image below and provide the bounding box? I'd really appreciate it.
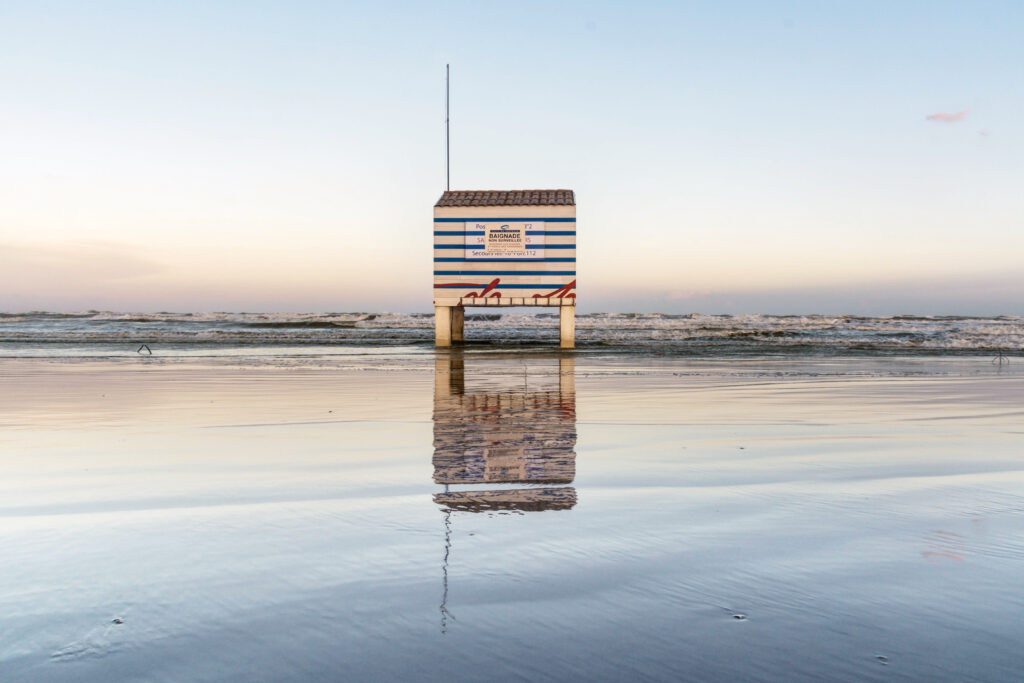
[445,64,450,191]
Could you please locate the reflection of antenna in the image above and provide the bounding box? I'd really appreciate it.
[445,64,450,192]
[440,509,452,633]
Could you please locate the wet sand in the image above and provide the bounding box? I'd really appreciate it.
[2,352,1022,681]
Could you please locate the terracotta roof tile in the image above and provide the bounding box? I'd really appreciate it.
[435,189,575,207]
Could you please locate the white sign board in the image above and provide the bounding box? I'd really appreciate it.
[465,222,545,259]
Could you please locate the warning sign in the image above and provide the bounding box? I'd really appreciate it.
[465,222,545,259]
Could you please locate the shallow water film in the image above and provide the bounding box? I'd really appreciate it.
[2,351,1023,681]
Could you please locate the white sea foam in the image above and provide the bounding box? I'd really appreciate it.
[0,311,1021,356]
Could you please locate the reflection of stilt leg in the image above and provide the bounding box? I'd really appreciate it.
[559,355,575,395]
[435,350,465,398]
[450,351,464,395]
[434,353,452,400]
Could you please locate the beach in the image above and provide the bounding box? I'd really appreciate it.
[6,0,1023,678]
[2,347,1022,681]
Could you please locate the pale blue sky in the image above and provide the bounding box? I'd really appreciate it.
[1,1,1021,314]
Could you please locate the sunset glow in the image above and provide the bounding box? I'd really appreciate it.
[2,1,1021,314]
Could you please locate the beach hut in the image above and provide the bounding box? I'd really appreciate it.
[433,189,576,347]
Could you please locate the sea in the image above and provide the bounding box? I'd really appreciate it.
[1,311,1021,358]
[4,312,1024,681]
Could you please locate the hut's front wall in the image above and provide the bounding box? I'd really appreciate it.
[433,204,576,306]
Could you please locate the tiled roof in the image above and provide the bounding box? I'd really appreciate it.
[435,189,575,207]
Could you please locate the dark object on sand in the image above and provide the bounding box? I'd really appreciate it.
[137,344,152,355]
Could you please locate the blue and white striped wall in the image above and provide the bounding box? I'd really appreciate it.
[432,205,577,307]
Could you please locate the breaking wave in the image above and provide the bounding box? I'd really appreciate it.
[0,311,1021,357]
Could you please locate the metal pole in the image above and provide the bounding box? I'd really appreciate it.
[445,64,450,192]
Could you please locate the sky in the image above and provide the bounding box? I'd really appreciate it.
[1,0,1022,314]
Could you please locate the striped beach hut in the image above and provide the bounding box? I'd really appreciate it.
[433,189,576,347]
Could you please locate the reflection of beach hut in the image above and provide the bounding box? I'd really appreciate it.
[434,488,577,512]
[433,353,577,633]
[433,190,576,348]
[432,352,576,512]
[433,392,576,485]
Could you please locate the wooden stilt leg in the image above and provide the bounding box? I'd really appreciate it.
[435,305,452,347]
[451,306,464,343]
[559,304,575,349]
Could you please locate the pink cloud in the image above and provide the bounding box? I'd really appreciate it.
[926,110,968,123]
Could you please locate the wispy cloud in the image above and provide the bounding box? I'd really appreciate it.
[926,110,968,123]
